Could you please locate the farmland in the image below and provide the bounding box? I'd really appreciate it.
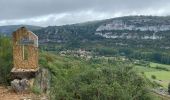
[135,62,170,88]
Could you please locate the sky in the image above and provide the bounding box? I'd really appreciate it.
[0,0,170,27]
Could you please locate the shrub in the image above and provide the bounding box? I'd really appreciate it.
[151,75,156,79]
[31,86,41,95]
[0,37,12,84]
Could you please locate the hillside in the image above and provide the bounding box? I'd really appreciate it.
[34,16,170,65]
[1,35,170,100]
[32,16,170,51]
[2,16,170,65]
[2,16,170,47]
[34,16,170,43]
[0,25,43,36]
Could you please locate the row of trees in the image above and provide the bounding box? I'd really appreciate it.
[93,47,170,65]
[40,44,170,65]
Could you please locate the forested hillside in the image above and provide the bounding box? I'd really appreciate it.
[33,16,170,65]
[0,36,158,100]
[40,52,153,100]
[1,16,170,65]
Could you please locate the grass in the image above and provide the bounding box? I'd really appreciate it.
[31,85,41,95]
[134,65,158,72]
[134,62,170,88]
[145,71,170,80]
[150,62,170,68]
[150,62,170,70]
[145,71,170,87]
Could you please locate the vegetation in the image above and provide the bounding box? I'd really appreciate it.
[134,62,170,88]
[0,36,12,84]
[33,16,170,66]
[168,83,170,94]
[31,85,41,95]
[151,75,156,79]
[0,35,169,99]
[39,52,152,100]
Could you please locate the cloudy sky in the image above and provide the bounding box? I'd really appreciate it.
[0,0,170,26]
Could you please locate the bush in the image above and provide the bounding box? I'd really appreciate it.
[31,86,41,95]
[0,37,12,84]
[151,75,156,79]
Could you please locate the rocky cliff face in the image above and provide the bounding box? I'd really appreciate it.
[96,19,170,32]
[95,32,163,39]
[32,16,170,45]
[95,16,170,40]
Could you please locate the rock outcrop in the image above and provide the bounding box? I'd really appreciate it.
[11,79,29,92]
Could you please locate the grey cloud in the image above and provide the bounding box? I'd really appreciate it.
[0,0,170,26]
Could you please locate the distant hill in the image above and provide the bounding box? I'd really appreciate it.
[2,16,170,48]
[34,16,170,65]
[33,16,170,48]
[0,25,43,36]
[2,16,170,64]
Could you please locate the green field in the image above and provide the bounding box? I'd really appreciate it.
[134,62,170,88]
[150,62,170,70]
[145,71,170,87]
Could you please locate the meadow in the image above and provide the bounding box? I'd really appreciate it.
[134,62,170,88]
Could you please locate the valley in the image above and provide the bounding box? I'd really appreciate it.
[1,16,170,99]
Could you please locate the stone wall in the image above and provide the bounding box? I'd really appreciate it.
[13,27,38,69]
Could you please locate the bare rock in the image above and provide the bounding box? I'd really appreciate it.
[11,78,29,92]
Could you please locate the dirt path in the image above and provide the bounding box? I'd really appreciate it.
[151,90,170,100]
[0,86,47,100]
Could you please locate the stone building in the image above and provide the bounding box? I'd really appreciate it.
[11,27,39,79]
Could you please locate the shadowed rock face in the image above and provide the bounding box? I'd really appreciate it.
[11,68,39,79]
[34,68,51,94]
[11,68,51,95]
